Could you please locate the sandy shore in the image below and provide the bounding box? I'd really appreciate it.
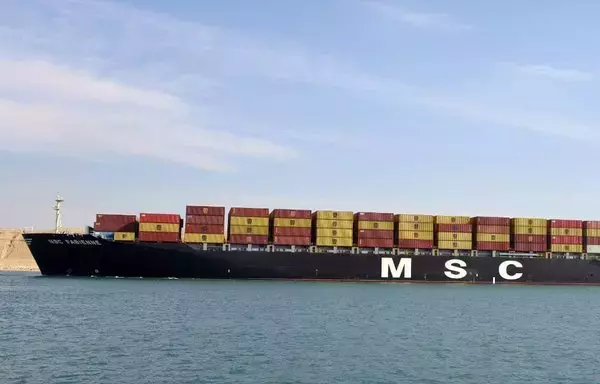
[0,230,40,272]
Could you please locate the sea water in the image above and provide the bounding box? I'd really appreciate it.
[1,272,598,384]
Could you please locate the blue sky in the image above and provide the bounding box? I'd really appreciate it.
[1,0,600,229]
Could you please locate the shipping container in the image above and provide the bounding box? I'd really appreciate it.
[513,234,547,243]
[436,216,471,225]
[228,234,269,245]
[314,219,353,230]
[184,233,225,244]
[313,211,354,221]
[186,205,225,216]
[186,215,224,225]
[511,218,546,227]
[315,228,353,238]
[395,214,434,223]
[315,237,353,247]
[475,225,510,234]
[473,217,511,226]
[139,213,181,224]
[229,216,269,227]
[550,236,582,244]
[114,232,135,241]
[584,228,600,237]
[512,226,546,235]
[550,219,583,229]
[398,222,434,232]
[398,239,434,249]
[271,209,312,219]
[356,229,394,239]
[95,232,114,241]
[357,238,394,248]
[551,244,583,253]
[475,242,510,251]
[229,207,269,217]
[436,224,471,233]
[513,243,546,252]
[185,223,224,234]
[550,228,583,237]
[586,237,600,246]
[139,223,180,233]
[94,221,137,233]
[273,236,311,246]
[476,234,509,242]
[587,245,600,253]
[273,227,312,237]
[273,218,312,228]
[438,240,471,250]
[398,231,434,241]
[138,232,179,243]
[438,232,472,242]
[357,221,394,231]
[355,212,395,222]
[229,225,269,236]
[584,221,600,230]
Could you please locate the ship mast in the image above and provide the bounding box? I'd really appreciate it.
[53,194,64,233]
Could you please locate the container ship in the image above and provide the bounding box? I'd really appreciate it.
[22,197,600,285]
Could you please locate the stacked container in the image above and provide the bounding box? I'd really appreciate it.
[138,213,182,243]
[313,210,353,247]
[184,205,225,244]
[584,221,600,254]
[354,212,394,248]
[228,207,269,245]
[395,214,434,249]
[473,216,510,251]
[94,214,137,241]
[511,217,547,252]
[270,209,312,246]
[549,219,583,253]
[436,215,472,250]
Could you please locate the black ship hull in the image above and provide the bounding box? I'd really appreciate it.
[22,233,600,285]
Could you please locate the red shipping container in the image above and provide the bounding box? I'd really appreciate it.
[550,236,582,245]
[476,242,510,251]
[273,236,311,246]
[272,227,312,237]
[94,221,137,232]
[186,205,225,216]
[356,229,394,239]
[398,239,434,249]
[475,225,510,234]
[437,224,472,233]
[186,215,224,225]
[228,234,269,245]
[355,212,394,222]
[550,219,583,229]
[513,234,547,243]
[585,237,600,245]
[185,224,224,234]
[138,232,180,243]
[584,221,600,230]
[229,207,269,217]
[271,209,312,219]
[514,243,546,252]
[140,213,181,224]
[358,238,394,248]
[474,217,510,226]
[96,214,137,223]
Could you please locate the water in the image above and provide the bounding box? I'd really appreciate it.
[2,273,599,384]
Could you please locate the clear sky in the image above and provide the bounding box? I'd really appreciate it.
[1,0,599,229]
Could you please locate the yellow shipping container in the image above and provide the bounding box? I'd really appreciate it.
[273,218,311,228]
[314,211,354,220]
[512,226,546,235]
[229,225,269,236]
[550,228,583,236]
[398,222,434,232]
[585,228,600,237]
[139,223,180,233]
[114,232,135,241]
[315,237,353,247]
[551,244,583,253]
[438,232,472,242]
[436,216,471,225]
[357,221,394,231]
[184,233,225,244]
[315,219,353,229]
[512,218,547,227]
[229,216,269,227]
[316,228,353,238]
[476,233,510,242]
[438,240,472,250]
[398,230,434,240]
[395,214,435,223]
